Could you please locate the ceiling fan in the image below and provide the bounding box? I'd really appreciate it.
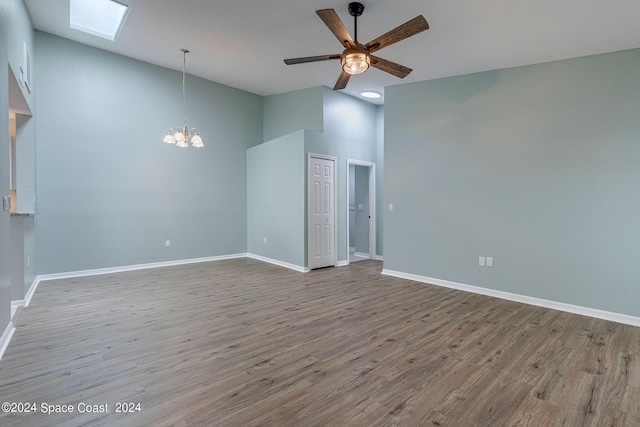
[284,2,429,90]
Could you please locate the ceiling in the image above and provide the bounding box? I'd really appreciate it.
[23,0,640,105]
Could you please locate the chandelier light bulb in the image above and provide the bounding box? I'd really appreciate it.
[163,130,176,144]
[190,132,204,148]
[173,130,185,144]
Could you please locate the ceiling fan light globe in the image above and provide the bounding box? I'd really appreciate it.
[342,51,370,75]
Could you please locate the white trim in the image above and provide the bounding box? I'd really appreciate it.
[346,159,376,266]
[376,255,384,261]
[336,260,349,267]
[31,253,247,301]
[0,322,16,361]
[11,300,25,320]
[24,275,41,307]
[381,269,640,327]
[247,253,309,273]
[3,253,267,359]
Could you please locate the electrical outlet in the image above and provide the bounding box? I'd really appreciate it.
[479,256,485,267]
[486,257,493,267]
[264,237,267,244]
[389,203,394,211]
[165,240,171,248]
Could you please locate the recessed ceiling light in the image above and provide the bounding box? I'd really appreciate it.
[361,90,381,99]
[69,0,129,41]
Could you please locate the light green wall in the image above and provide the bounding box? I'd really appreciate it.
[10,214,34,299]
[35,33,263,274]
[384,48,640,317]
[376,106,384,257]
[258,87,381,266]
[32,32,380,275]
[262,87,324,143]
[247,130,306,267]
[312,88,379,262]
[0,0,36,329]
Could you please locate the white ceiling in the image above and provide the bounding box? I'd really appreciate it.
[23,0,640,105]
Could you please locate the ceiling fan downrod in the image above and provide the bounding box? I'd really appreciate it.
[348,2,365,43]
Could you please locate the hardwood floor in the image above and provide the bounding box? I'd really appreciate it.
[1,258,638,426]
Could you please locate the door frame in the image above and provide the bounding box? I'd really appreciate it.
[346,159,376,264]
[307,153,338,269]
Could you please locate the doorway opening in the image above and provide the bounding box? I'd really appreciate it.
[347,159,376,264]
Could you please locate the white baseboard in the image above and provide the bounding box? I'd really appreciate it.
[28,253,247,306]
[336,260,349,267]
[11,300,25,320]
[5,254,249,360]
[24,276,38,307]
[381,269,640,328]
[0,321,16,361]
[246,253,309,273]
[376,255,384,261]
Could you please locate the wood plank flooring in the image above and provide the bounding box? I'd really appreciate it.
[1,258,639,426]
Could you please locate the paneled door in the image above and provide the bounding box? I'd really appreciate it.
[308,155,336,269]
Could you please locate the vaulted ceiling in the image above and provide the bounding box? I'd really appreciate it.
[24,0,640,104]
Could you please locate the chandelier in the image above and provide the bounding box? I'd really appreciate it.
[163,49,204,148]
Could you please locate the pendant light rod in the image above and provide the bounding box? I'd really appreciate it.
[181,48,188,124]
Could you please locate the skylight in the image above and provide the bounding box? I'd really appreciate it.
[361,91,381,99]
[69,0,129,41]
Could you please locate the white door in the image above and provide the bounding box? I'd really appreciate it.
[308,156,336,269]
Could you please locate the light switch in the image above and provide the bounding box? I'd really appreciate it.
[358,204,363,210]
[479,256,485,267]
[486,257,493,267]
[389,203,393,211]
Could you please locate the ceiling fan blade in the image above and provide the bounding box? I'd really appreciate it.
[333,70,351,90]
[365,16,429,53]
[316,9,356,49]
[370,55,412,79]
[284,54,341,65]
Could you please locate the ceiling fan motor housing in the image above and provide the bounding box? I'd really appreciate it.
[348,2,365,17]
